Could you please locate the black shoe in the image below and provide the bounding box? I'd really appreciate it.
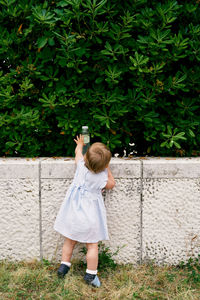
[83,273,101,287]
[84,272,96,283]
[57,264,70,278]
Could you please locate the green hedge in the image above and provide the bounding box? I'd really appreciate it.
[0,0,200,157]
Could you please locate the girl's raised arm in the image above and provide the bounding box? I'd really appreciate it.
[74,134,84,164]
[105,166,115,189]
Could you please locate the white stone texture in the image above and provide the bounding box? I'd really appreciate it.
[143,157,200,178]
[104,178,141,264]
[0,159,40,261]
[104,160,141,264]
[142,158,200,265]
[1,157,200,265]
[41,158,75,179]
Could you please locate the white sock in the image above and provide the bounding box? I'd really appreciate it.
[86,269,97,275]
[61,261,71,267]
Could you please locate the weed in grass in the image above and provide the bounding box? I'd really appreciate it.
[178,254,200,285]
[42,258,52,266]
[97,242,122,271]
[143,260,157,276]
[79,241,125,273]
[132,291,140,299]
[0,265,10,293]
[165,272,176,282]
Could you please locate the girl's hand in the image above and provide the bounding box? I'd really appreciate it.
[74,134,84,164]
[74,134,85,146]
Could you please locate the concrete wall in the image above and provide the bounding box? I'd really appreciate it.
[0,157,200,265]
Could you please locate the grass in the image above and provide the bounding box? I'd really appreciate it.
[0,258,200,300]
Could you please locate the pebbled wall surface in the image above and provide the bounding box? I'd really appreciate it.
[0,157,200,265]
[0,159,40,261]
[142,158,200,265]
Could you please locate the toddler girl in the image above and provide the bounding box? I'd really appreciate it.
[53,134,115,287]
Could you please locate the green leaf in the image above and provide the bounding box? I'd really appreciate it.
[37,36,48,48]
[57,1,69,7]
[173,141,181,148]
[160,141,168,147]
[67,62,75,68]
[188,129,195,137]
[167,125,172,135]
[95,77,103,84]
[175,132,185,137]
[5,141,17,147]
[48,38,55,46]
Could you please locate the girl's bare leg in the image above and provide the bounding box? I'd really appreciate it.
[61,237,77,262]
[86,242,98,270]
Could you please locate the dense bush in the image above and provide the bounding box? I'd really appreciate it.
[0,0,200,157]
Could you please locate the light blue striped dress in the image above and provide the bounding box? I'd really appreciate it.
[54,158,109,243]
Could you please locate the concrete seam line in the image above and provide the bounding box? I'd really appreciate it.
[39,160,43,261]
[140,159,143,264]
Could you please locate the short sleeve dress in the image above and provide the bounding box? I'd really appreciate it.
[53,158,109,243]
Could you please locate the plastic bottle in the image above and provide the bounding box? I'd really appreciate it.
[82,126,90,154]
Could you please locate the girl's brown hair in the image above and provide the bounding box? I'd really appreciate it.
[84,142,112,173]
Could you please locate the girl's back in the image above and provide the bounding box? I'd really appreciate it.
[73,158,108,193]
[54,157,109,243]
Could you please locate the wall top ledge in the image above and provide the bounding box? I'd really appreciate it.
[142,158,200,178]
[0,156,200,162]
[40,157,141,179]
[0,157,199,179]
[1,157,200,179]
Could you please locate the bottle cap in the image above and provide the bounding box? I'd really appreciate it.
[82,126,88,129]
